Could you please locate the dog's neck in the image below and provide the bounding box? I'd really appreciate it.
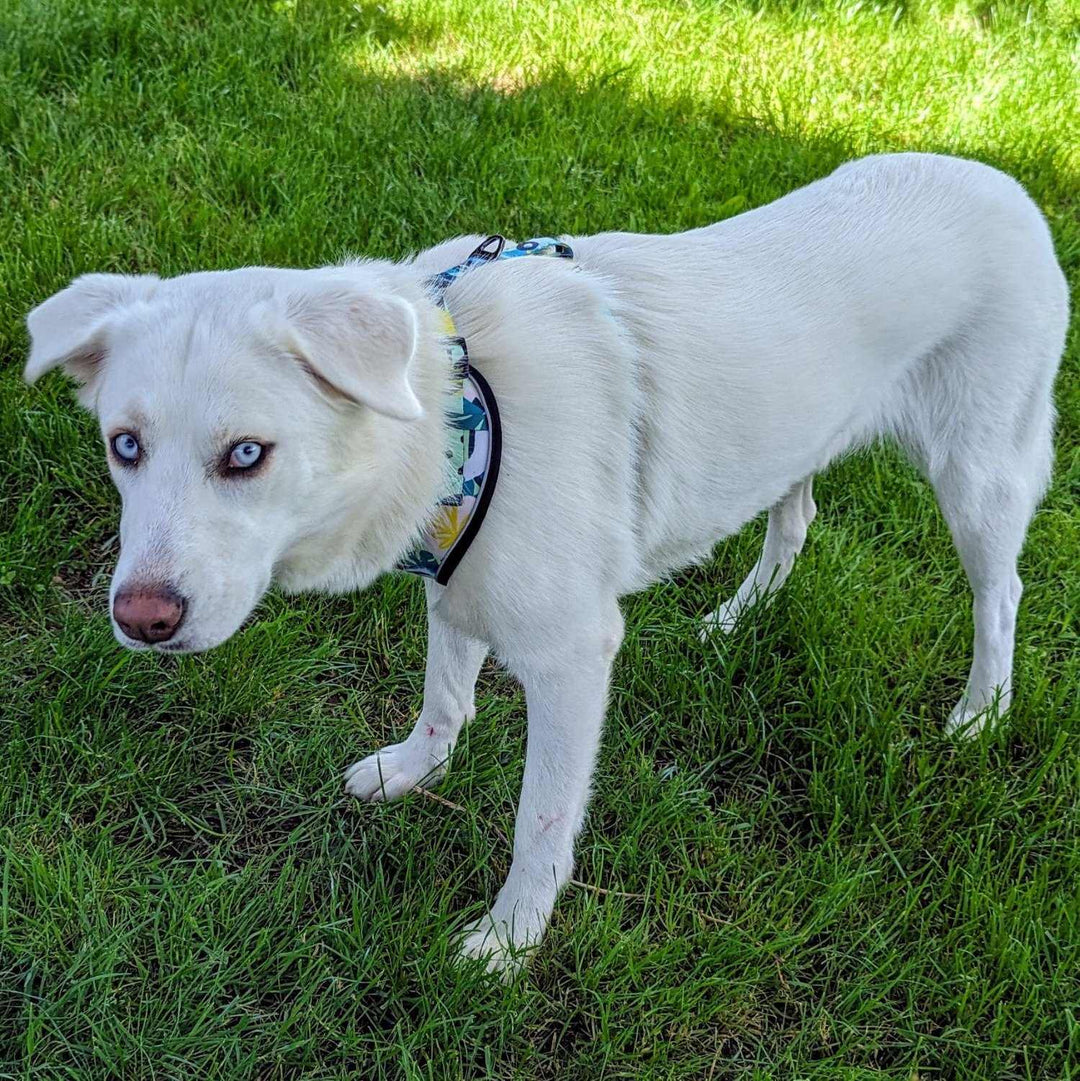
[274,276,459,596]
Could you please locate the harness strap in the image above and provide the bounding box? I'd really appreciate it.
[396,235,573,583]
[426,235,573,299]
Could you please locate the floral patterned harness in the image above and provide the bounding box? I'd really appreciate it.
[396,235,574,583]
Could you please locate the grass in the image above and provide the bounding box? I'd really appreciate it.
[0,0,1078,1076]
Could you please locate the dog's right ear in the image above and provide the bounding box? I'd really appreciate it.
[25,274,159,401]
[259,280,425,422]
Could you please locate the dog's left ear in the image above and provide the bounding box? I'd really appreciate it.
[268,281,424,421]
[25,273,160,394]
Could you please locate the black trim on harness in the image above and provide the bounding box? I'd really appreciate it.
[434,364,502,585]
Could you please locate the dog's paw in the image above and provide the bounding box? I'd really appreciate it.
[455,914,539,977]
[945,687,1011,738]
[699,602,740,641]
[945,701,990,739]
[343,740,447,802]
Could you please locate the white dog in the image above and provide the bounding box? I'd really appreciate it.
[25,153,1068,970]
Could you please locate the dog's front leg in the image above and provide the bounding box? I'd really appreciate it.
[458,606,623,973]
[344,589,487,802]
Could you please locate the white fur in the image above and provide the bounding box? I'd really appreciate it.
[26,153,1069,971]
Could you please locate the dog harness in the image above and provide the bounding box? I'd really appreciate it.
[396,235,574,583]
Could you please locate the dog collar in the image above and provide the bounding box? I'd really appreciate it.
[396,236,573,583]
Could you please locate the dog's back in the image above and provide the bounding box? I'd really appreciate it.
[552,153,1067,583]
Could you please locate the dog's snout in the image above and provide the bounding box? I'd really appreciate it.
[113,584,186,644]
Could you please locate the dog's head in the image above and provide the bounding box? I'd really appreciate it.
[26,267,435,653]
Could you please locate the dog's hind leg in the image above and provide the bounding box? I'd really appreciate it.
[344,586,487,801]
[908,339,1058,737]
[927,443,1048,738]
[701,477,816,638]
[929,463,1034,738]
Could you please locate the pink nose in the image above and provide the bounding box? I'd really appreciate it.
[113,585,186,644]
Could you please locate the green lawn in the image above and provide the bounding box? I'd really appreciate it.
[1,0,1078,1077]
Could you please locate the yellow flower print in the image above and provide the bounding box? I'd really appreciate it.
[431,506,464,551]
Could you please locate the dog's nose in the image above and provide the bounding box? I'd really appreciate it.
[113,584,186,644]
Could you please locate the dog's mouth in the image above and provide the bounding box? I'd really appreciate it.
[154,639,192,653]
[130,634,216,655]
[111,626,185,653]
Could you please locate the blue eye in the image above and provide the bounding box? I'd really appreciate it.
[112,432,140,463]
[228,441,264,470]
